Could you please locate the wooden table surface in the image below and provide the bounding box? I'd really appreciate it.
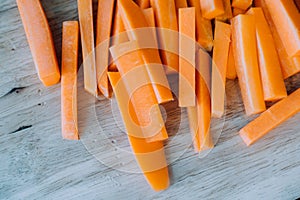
[1,0,300,199]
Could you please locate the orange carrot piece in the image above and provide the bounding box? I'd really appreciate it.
[108,72,169,191]
[187,0,213,51]
[118,0,173,104]
[77,0,98,96]
[226,43,237,80]
[240,88,300,146]
[16,0,60,87]
[150,0,179,73]
[231,15,266,115]
[61,21,79,140]
[110,41,168,142]
[232,0,253,10]
[135,0,150,9]
[95,0,115,97]
[232,8,247,17]
[254,0,300,79]
[211,21,231,118]
[247,8,287,101]
[187,107,200,151]
[179,7,196,107]
[265,0,300,57]
[175,0,188,9]
[216,0,233,21]
[200,0,225,20]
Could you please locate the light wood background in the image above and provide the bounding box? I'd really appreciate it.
[1,0,300,199]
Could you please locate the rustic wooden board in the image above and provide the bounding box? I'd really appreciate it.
[1,0,300,199]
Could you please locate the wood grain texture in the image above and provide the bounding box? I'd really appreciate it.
[1,0,300,199]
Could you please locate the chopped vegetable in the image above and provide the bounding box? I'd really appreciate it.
[200,0,225,20]
[17,0,60,87]
[232,7,247,16]
[135,0,150,9]
[226,43,237,80]
[216,0,233,21]
[175,0,188,10]
[232,0,253,10]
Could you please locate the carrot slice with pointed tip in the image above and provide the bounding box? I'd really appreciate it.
[226,43,237,80]
[200,0,225,20]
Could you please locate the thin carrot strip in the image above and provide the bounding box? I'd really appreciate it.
[254,0,300,79]
[247,8,287,101]
[142,8,158,45]
[232,0,253,10]
[265,0,300,57]
[16,0,60,87]
[61,21,79,140]
[175,0,188,9]
[231,14,266,115]
[77,0,98,96]
[187,0,213,51]
[216,0,233,21]
[135,0,150,9]
[179,7,196,107]
[211,21,231,118]
[200,0,225,20]
[232,8,247,17]
[226,43,237,80]
[95,0,115,98]
[118,0,173,104]
[108,72,169,191]
[240,88,300,146]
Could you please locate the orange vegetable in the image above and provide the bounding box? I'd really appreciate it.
[231,15,266,115]
[77,0,98,96]
[135,0,150,9]
[16,0,60,87]
[110,41,168,142]
[118,0,173,104]
[108,72,169,191]
[200,0,225,19]
[179,7,196,107]
[95,0,115,97]
[254,0,300,79]
[61,21,79,140]
[247,8,287,101]
[226,43,237,80]
[216,0,233,21]
[211,21,231,118]
[232,0,253,10]
[240,88,300,146]
[265,0,300,57]
[187,0,213,51]
[150,0,179,73]
[232,8,247,17]
[175,0,188,9]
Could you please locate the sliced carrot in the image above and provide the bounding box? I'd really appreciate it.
[232,0,253,10]
[187,107,201,151]
[95,0,115,97]
[247,8,287,101]
[61,21,79,140]
[110,41,168,142]
[231,15,266,115]
[232,7,247,17]
[150,0,179,73]
[16,0,60,87]
[240,88,300,146]
[211,21,231,118]
[135,0,150,9]
[199,0,225,20]
[175,0,188,9]
[265,0,300,57]
[226,43,237,80]
[187,0,213,51]
[216,0,233,21]
[77,0,97,96]
[179,7,196,107]
[108,72,169,191]
[254,0,300,79]
[118,0,173,104]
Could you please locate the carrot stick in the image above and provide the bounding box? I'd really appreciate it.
[175,0,188,9]
[150,0,179,73]
[265,0,300,57]
[187,0,213,51]
[77,0,98,96]
[142,8,159,48]
[61,21,79,140]
[231,15,266,115]
[254,0,300,79]
[135,0,150,9]
[118,0,173,104]
[211,21,231,118]
[240,88,300,146]
[216,0,233,21]
[226,43,237,80]
[232,8,247,17]
[95,0,115,98]
[247,8,287,101]
[110,41,168,142]
[232,0,253,10]
[199,0,225,20]
[179,7,196,107]
[108,72,169,191]
[187,107,200,151]
[16,0,60,87]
